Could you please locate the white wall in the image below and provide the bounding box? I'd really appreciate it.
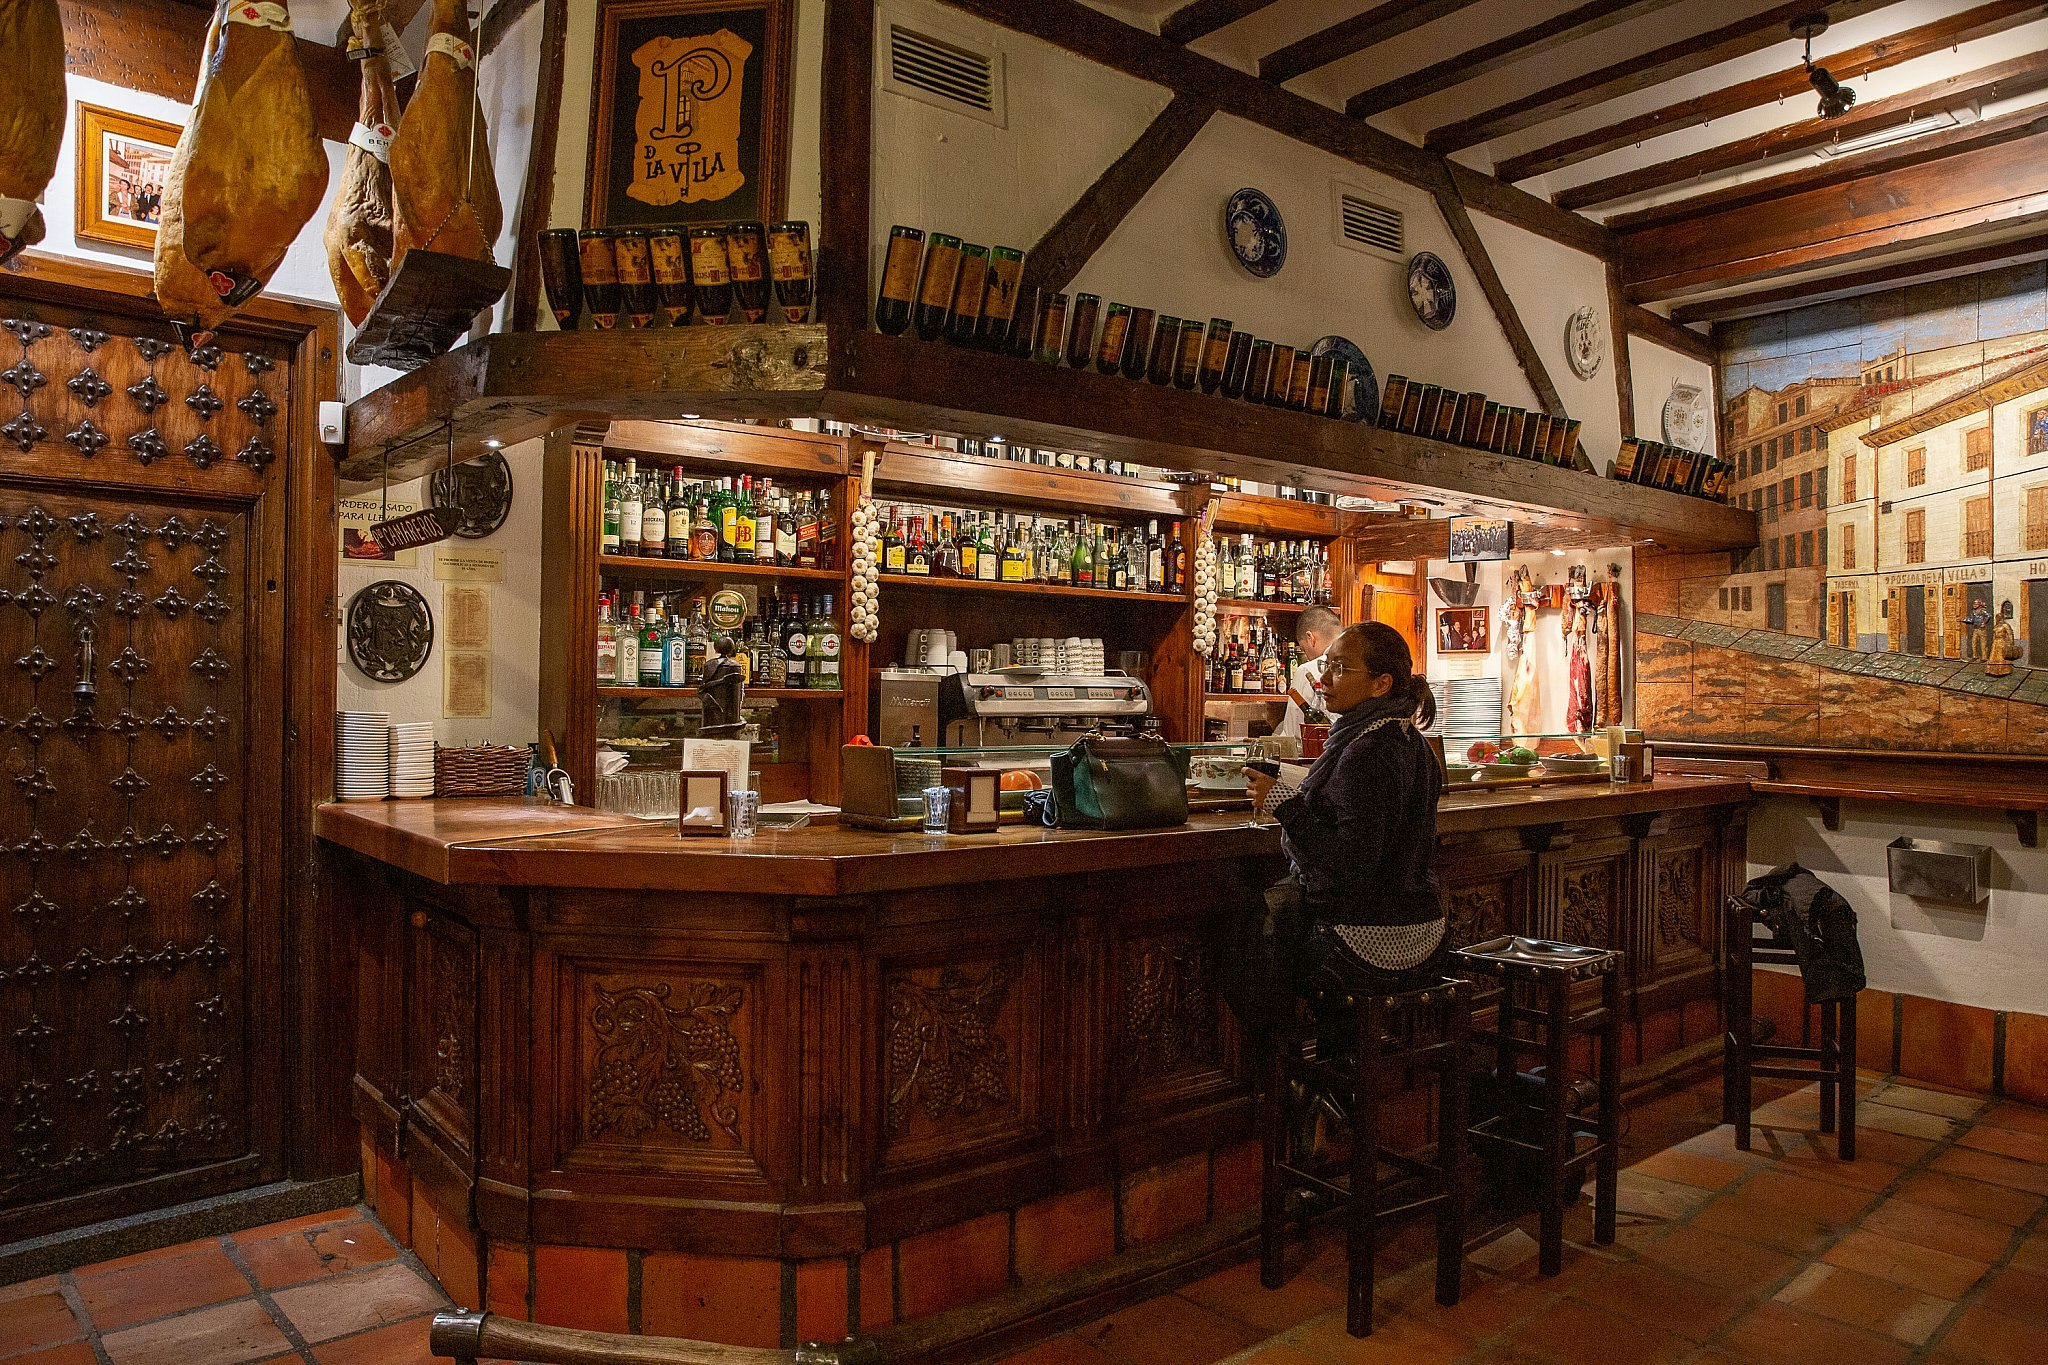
[336,437,545,746]
[1749,796,2048,1017]
[1629,335,1719,457]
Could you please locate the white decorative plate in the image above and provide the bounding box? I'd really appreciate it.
[1662,379,1709,450]
[1565,305,1605,380]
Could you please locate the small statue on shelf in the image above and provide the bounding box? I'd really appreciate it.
[700,636,748,734]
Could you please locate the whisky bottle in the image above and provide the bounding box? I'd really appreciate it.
[914,234,963,340]
[875,225,925,335]
[774,491,798,565]
[691,485,718,561]
[753,478,776,562]
[639,474,667,559]
[665,475,690,557]
[733,476,758,564]
[618,459,643,556]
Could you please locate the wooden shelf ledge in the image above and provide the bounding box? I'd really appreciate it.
[342,324,1757,551]
[598,555,843,582]
[1216,598,1314,614]
[1752,778,2045,845]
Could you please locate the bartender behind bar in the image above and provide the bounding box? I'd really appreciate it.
[1276,606,1340,739]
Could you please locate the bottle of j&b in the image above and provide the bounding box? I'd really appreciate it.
[875,225,925,335]
[914,234,963,341]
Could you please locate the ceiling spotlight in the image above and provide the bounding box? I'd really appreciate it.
[1792,14,1856,120]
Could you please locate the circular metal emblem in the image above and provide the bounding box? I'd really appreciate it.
[428,450,514,539]
[346,579,434,683]
[1564,305,1605,380]
[707,588,747,633]
[1407,252,1456,330]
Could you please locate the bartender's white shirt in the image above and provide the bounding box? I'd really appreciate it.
[1275,654,1324,738]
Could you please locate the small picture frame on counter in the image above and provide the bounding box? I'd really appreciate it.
[943,766,1002,833]
[678,769,731,835]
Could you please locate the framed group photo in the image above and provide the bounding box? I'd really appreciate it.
[585,0,795,229]
[75,104,181,251]
[1436,607,1491,654]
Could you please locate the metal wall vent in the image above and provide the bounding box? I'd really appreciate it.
[1334,187,1404,263]
[884,20,1006,127]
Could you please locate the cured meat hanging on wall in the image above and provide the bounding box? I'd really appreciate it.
[0,0,66,264]
[390,0,503,272]
[325,0,400,324]
[154,0,330,343]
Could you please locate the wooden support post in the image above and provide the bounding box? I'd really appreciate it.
[1022,94,1215,296]
[819,0,877,341]
[1607,262,1636,447]
[503,0,571,333]
[1432,182,1572,436]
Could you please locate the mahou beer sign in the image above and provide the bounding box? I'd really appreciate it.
[630,29,751,209]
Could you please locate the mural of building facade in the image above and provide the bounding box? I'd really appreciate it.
[1636,265,2048,754]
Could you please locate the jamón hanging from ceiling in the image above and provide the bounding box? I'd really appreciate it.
[0,0,66,264]
[325,0,401,325]
[390,0,503,271]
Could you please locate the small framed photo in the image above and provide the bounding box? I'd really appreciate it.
[1436,607,1491,654]
[75,104,181,251]
[1448,516,1513,564]
[677,768,731,835]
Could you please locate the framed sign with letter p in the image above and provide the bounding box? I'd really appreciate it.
[586,0,794,229]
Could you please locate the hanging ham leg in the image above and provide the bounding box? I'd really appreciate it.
[324,0,399,324]
[390,0,503,270]
[156,0,330,340]
[0,0,66,264]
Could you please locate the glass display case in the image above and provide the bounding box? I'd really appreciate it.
[1437,730,1613,785]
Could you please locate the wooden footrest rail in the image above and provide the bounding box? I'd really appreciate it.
[429,1311,881,1365]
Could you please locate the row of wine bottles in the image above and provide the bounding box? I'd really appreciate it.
[1611,439,1733,501]
[1377,377,1582,468]
[538,221,813,331]
[871,224,1367,420]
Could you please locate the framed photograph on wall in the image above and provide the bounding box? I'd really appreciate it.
[75,104,181,250]
[1436,607,1491,654]
[1448,516,1513,563]
[585,0,795,229]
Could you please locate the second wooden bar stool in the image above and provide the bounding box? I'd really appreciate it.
[1259,974,1474,1338]
[1453,935,1623,1277]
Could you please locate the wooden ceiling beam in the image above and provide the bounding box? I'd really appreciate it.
[932,0,1617,260]
[1432,182,1569,422]
[1159,0,1277,45]
[1557,47,2048,212]
[1347,0,1680,120]
[1668,228,2048,324]
[1021,94,1215,295]
[1619,131,2048,301]
[1423,0,1891,154]
[1494,0,2046,184]
[1603,102,2048,234]
[1621,300,1714,364]
[1259,0,1486,86]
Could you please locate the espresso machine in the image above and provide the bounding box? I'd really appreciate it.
[876,667,1155,749]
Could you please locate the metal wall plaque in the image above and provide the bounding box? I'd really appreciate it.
[346,579,435,683]
[428,450,515,538]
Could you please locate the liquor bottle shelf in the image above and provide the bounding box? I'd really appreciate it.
[598,685,843,700]
[1215,598,1317,614]
[1204,692,1287,703]
[599,554,844,582]
[878,573,1188,604]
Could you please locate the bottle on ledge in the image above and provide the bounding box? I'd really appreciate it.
[666,473,690,558]
[1166,520,1186,593]
[618,594,641,682]
[661,604,689,687]
[875,225,925,336]
[725,222,771,324]
[601,463,622,555]
[691,483,718,561]
[617,460,643,557]
[809,593,841,691]
[782,592,809,689]
[733,475,758,564]
[946,245,989,345]
[596,593,619,683]
[639,472,667,559]
[914,233,964,341]
[638,599,665,686]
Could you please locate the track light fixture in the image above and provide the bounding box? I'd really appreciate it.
[1792,13,1857,120]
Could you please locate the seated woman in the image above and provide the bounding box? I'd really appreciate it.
[1246,621,1446,996]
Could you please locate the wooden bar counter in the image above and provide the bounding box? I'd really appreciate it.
[319,776,1749,1359]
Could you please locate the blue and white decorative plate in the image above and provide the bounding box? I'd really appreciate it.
[1225,188,1287,278]
[1407,251,1456,330]
[1311,334,1379,423]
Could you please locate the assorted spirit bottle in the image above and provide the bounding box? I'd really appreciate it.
[597,590,842,692]
[872,502,1187,594]
[1208,534,1333,605]
[600,459,836,568]
[1207,615,1302,695]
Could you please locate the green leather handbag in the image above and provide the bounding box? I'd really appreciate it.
[1047,732,1190,830]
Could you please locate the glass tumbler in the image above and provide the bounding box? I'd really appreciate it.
[921,786,951,833]
[728,788,761,838]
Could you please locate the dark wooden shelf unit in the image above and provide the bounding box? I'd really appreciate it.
[872,442,1185,521]
[344,325,1757,553]
[879,573,1188,605]
[1216,597,1314,614]
[1205,693,1286,703]
[598,555,843,583]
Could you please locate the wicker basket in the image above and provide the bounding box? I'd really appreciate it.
[434,744,530,798]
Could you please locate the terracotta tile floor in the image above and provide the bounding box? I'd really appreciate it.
[0,1208,458,1365]
[7,1074,2046,1364]
[999,1073,2048,1365]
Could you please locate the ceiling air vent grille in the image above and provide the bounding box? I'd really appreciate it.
[1337,191,1404,261]
[885,22,1005,126]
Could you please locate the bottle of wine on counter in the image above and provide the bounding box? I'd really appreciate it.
[876,225,925,335]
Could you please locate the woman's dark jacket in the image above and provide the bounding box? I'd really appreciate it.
[1272,700,1444,927]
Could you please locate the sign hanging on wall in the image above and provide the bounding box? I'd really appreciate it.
[585,0,794,228]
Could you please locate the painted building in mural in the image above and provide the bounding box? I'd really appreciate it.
[1635,265,2048,755]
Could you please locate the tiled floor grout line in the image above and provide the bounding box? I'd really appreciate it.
[218,1233,330,1362]
[1904,1149,2048,1363]
[54,1270,116,1365]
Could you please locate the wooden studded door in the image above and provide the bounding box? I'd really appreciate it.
[0,295,293,1243]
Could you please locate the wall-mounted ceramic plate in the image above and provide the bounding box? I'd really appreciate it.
[1310,334,1379,422]
[1408,251,1456,330]
[1565,305,1605,380]
[1225,188,1287,278]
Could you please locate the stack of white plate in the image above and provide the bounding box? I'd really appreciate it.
[388,722,437,799]
[1440,676,1505,741]
[335,711,391,802]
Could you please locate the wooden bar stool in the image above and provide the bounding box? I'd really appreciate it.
[1453,935,1622,1277]
[1723,896,1856,1159]
[1259,974,1473,1338]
